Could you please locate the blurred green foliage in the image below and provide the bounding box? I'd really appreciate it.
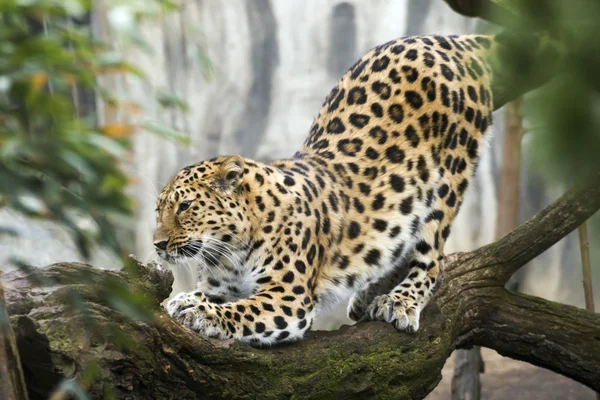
[491,0,600,182]
[0,0,189,259]
[0,3,192,394]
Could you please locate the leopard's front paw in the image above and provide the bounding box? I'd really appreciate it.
[166,292,201,318]
[347,294,368,322]
[365,294,420,333]
[166,292,227,338]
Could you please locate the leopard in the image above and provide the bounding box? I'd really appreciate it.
[154,33,560,345]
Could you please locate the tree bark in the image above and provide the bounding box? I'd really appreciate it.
[0,278,29,400]
[459,287,600,387]
[2,176,600,400]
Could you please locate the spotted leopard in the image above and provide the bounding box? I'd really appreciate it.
[154,34,557,345]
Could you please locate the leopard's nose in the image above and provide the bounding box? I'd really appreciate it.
[154,240,169,251]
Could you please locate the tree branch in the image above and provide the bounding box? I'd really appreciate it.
[444,174,600,284]
[5,263,453,400]
[458,288,600,390]
[3,178,600,399]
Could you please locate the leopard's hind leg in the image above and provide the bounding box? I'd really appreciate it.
[366,197,453,332]
[347,260,410,321]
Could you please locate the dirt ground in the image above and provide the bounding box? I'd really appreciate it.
[427,348,596,400]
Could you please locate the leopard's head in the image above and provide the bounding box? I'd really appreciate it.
[153,155,253,267]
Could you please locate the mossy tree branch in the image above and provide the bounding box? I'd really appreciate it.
[2,177,600,399]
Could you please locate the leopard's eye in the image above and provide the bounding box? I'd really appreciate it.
[177,200,192,214]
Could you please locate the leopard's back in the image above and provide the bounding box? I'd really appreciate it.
[294,35,495,310]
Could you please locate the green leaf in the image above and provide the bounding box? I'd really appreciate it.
[80,362,102,386]
[156,91,189,111]
[86,133,128,157]
[141,121,191,145]
[60,150,95,178]
[195,48,216,81]
[15,194,47,215]
[122,30,155,55]
[94,52,147,80]
[101,277,154,322]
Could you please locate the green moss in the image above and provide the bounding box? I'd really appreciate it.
[247,337,449,400]
[39,319,78,354]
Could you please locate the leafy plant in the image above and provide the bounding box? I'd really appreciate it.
[490,0,600,182]
[0,0,189,258]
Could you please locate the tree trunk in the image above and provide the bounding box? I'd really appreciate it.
[2,177,599,399]
[451,99,523,400]
[451,346,483,400]
[496,100,523,240]
[0,279,29,400]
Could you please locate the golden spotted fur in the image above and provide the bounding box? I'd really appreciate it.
[156,35,498,345]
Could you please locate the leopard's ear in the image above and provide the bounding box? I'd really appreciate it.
[212,155,245,195]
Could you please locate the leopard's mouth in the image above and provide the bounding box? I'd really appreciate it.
[158,240,203,263]
[179,242,203,258]
[162,239,243,271]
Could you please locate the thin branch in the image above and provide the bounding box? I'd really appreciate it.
[577,222,600,400]
[579,223,596,313]
[500,100,523,292]
[496,100,523,239]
